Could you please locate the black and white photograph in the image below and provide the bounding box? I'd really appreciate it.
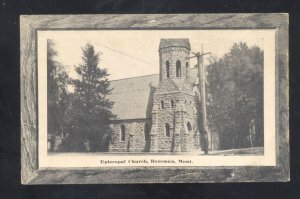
[45,31,265,156]
[37,28,277,169]
[2,0,300,196]
[20,14,289,184]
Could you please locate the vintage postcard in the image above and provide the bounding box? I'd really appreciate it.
[21,14,289,184]
[40,30,273,167]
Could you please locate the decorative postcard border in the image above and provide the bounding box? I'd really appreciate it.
[21,14,289,184]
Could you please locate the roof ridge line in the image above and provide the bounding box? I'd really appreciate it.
[110,73,158,82]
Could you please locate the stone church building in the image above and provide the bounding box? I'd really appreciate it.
[107,38,210,152]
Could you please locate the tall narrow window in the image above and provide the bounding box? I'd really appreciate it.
[144,123,150,141]
[166,61,170,78]
[161,100,164,109]
[171,100,175,108]
[176,60,181,78]
[120,124,125,141]
[186,62,189,77]
[165,123,170,137]
[187,122,192,133]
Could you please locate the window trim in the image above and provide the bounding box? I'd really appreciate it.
[171,100,175,108]
[187,122,192,133]
[120,124,126,142]
[186,62,189,77]
[166,60,170,78]
[165,123,171,137]
[144,123,150,142]
[176,60,181,78]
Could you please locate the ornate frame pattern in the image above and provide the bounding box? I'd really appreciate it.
[21,14,289,184]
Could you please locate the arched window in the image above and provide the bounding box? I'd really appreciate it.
[144,123,150,141]
[120,124,125,141]
[176,60,181,78]
[186,62,189,77]
[166,61,170,78]
[171,100,175,108]
[161,101,164,109]
[187,122,192,133]
[165,123,171,137]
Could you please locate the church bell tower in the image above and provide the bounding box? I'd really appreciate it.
[159,38,191,83]
[150,38,201,152]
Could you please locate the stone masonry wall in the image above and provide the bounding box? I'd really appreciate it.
[150,45,201,152]
[160,47,190,81]
[152,91,200,152]
[109,119,151,152]
[107,40,218,153]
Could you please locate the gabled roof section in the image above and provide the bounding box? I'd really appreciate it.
[159,38,191,51]
[107,68,199,120]
[107,74,159,120]
[156,78,179,93]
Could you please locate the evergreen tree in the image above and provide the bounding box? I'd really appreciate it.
[69,44,115,152]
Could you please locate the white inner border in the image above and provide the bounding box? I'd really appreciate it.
[38,30,276,168]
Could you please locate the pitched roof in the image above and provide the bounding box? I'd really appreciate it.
[107,68,199,120]
[159,38,191,51]
[107,74,159,120]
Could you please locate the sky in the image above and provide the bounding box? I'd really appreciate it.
[41,30,266,81]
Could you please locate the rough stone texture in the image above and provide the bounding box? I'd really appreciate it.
[109,119,151,152]
[109,41,202,153]
[150,42,201,152]
[159,47,191,82]
[21,14,289,184]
